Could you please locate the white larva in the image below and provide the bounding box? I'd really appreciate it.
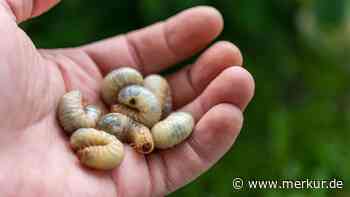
[144,74,172,119]
[58,90,102,134]
[70,128,124,170]
[111,85,161,127]
[97,113,154,154]
[101,67,143,105]
[151,112,194,149]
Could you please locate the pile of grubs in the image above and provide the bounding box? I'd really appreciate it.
[57,67,194,170]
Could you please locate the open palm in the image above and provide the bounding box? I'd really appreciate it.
[0,1,254,196]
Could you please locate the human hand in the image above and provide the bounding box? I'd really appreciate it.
[0,1,254,196]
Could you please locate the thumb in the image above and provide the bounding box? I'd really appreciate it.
[4,0,61,23]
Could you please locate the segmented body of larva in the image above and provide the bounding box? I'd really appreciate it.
[101,67,143,105]
[144,74,172,119]
[58,90,102,134]
[111,85,161,127]
[151,112,195,149]
[70,128,124,170]
[97,113,154,154]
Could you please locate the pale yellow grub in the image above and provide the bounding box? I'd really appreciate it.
[58,90,102,134]
[144,74,172,119]
[101,67,143,105]
[70,128,124,170]
[151,112,195,149]
[97,113,154,154]
[111,85,161,127]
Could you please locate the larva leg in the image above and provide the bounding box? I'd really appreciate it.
[128,122,154,154]
[70,128,124,170]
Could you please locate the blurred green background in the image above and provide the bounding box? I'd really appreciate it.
[22,0,349,196]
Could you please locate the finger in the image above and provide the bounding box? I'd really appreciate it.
[166,41,243,108]
[81,6,223,75]
[4,0,61,23]
[182,66,255,117]
[112,146,152,197]
[147,67,254,194]
[148,104,244,194]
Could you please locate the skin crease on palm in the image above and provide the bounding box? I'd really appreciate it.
[0,1,255,197]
